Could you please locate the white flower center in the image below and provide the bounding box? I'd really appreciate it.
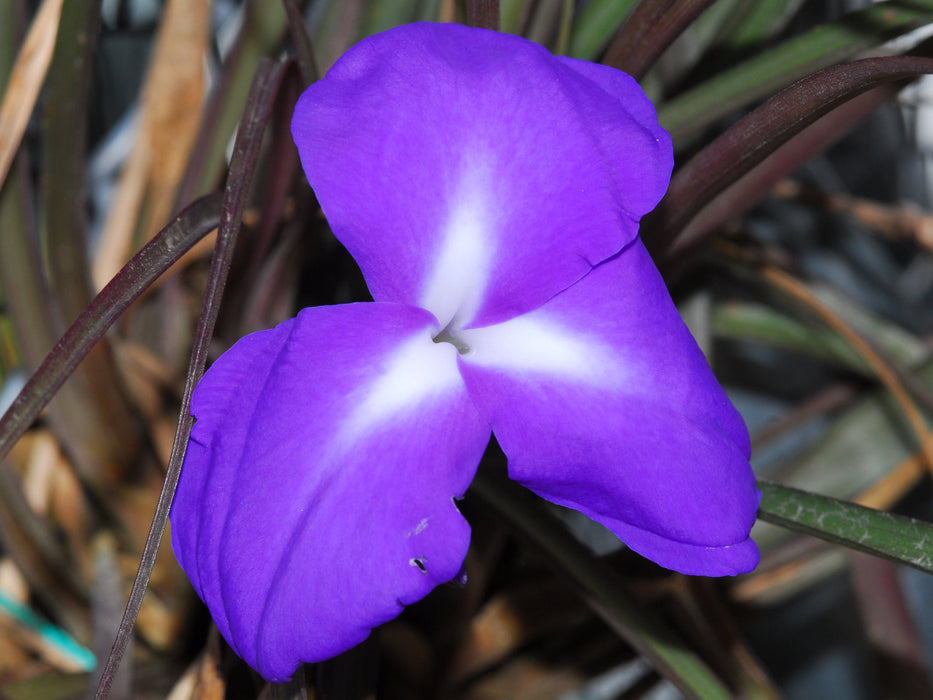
[420,162,494,329]
[458,316,619,384]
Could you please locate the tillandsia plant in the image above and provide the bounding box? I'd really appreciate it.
[4,1,933,699]
[170,22,760,681]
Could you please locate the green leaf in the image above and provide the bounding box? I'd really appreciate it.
[40,0,99,325]
[526,0,571,52]
[283,0,319,84]
[758,480,933,575]
[568,0,638,59]
[0,192,222,468]
[713,299,928,372]
[555,0,574,55]
[500,0,531,34]
[39,0,145,483]
[361,0,422,36]
[672,0,745,58]
[2,672,90,700]
[416,0,443,22]
[717,0,805,52]
[658,0,933,144]
[748,359,933,555]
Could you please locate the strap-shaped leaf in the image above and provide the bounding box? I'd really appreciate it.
[719,0,806,52]
[568,0,639,59]
[603,0,716,80]
[658,0,933,143]
[0,191,222,466]
[645,56,933,257]
[758,480,933,574]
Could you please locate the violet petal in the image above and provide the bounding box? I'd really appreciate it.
[171,302,490,680]
[458,239,759,575]
[292,22,672,329]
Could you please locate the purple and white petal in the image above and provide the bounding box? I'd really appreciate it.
[171,303,491,681]
[456,239,759,576]
[292,22,673,329]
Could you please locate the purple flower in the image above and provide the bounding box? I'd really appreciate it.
[170,22,760,682]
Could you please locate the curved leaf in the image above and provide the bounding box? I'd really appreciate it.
[658,1,933,143]
[645,56,933,257]
[718,0,806,53]
[93,59,296,700]
[603,0,716,80]
[0,192,222,466]
[658,83,902,267]
[568,0,638,60]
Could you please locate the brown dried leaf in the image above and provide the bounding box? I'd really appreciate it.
[165,647,225,700]
[0,0,64,191]
[0,559,30,603]
[460,656,584,700]
[94,0,209,290]
[449,581,584,683]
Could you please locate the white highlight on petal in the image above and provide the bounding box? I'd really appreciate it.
[342,331,463,440]
[459,315,620,385]
[420,164,494,329]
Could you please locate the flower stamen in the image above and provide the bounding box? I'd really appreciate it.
[433,328,471,355]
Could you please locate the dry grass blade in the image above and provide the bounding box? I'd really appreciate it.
[0,453,88,638]
[93,0,209,291]
[747,366,929,511]
[470,468,733,700]
[164,644,225,700]
[855,453,927,510]
[664,579,780,699]
[773,179,933,255]
[447,582,586,684]
[753,387,932,513]
[176,2,292,201]
[0,0,64,191]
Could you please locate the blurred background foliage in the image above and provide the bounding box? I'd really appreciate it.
[3,0,933,698]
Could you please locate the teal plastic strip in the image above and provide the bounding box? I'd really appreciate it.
[0,589,96,670]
